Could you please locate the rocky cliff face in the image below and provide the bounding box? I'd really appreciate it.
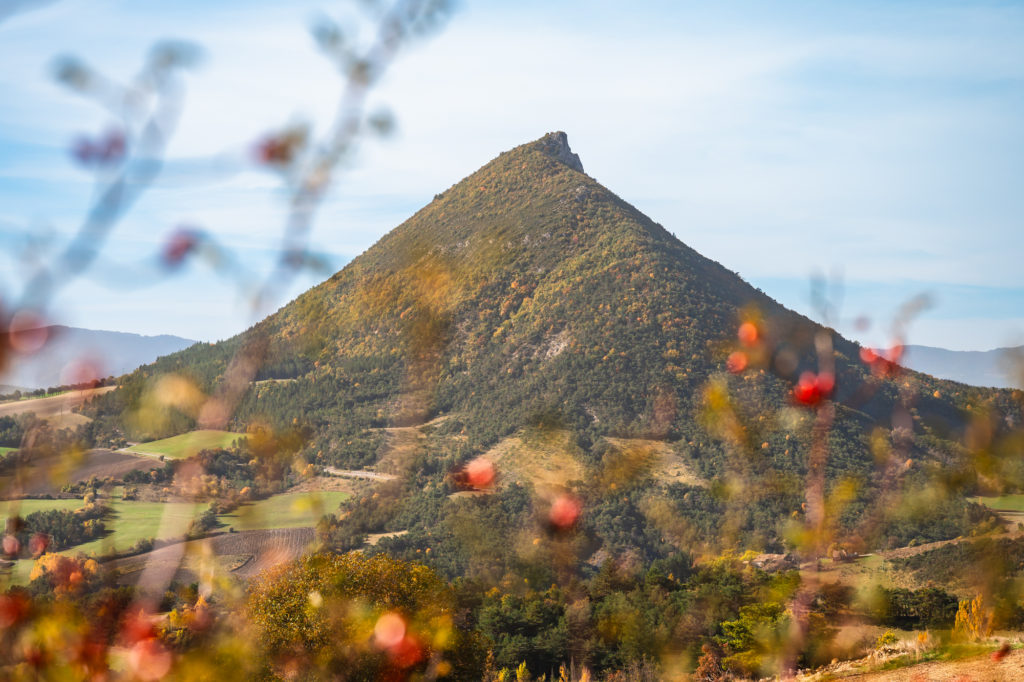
[534,131,584,173]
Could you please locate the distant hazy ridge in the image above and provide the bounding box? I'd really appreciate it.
[901,344,1023,389]
[2,326,195,389]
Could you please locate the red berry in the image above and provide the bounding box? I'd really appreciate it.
[726,351,748,374]
[549,494,581,530]
[464,458,495,489]
[738,322,759,347]
[162,228,200,267]
[793,371,833,406]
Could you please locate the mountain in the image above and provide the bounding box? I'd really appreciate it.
[1,326,196,390]
[90,132,1022,555]
[899,344,1024,389]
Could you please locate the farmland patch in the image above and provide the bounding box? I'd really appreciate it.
[111,527,315,585]
[0,387,114,427]
[0,449,158,499]
[126,430,243,459]
[218,491,351,531]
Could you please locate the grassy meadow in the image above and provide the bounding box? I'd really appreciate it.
[1,498,83,517]
[74,499,205,556]
[2,490,351,557]
[1,495,203,557]
[219,491,351,531]
[126,430,242,459]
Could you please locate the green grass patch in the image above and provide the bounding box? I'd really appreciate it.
[857,553,885,569]
[4,559,35,584]
[218,491,351,531]
[126,430,242,459]
[3,491,351,554]
[972,494,1024,512]
[0,446,18,455]
[2,498,84,517]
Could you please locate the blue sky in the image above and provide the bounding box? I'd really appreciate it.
[0,0,1022,350]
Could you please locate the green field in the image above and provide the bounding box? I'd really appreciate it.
[126,430,242,459]
[2,498,84,517]
[2,495,203,557]
[0,497,79,584]
[973,494,1024,512]
[1,489,348,585]
[0,446,17,455]
[68,492,349,547]
[6,560,34,584]
[218,491,351,531]
[2,495,203,585]
[2,491,349,552]
[73,499,204,557]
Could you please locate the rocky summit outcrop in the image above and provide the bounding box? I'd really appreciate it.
[534,130,584,173]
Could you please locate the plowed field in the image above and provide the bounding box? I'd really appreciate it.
[111,527,315,586]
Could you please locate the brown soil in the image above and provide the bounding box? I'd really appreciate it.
[0,387,115,426]
[287,475,362,495]
[878,532,1024,562]
[366,530,408,546]
[0,448,157,498]
[374,425,428,474]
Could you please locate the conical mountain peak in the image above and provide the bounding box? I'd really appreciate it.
[98,130,1020,560]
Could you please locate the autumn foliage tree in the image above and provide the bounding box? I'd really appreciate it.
[246,552,486,679]
[953,594,994,642]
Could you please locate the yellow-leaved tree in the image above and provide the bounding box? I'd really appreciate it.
[953,594,994,642]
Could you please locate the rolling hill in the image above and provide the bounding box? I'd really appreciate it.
[87,132,1023,556]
